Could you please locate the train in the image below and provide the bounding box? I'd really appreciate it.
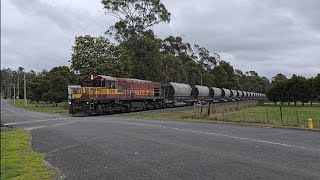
[68,75,266,116]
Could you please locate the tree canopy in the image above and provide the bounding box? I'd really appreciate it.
[266,74,320,106]
[102,0,171,41]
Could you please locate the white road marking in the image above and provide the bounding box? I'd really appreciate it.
[2,108,58,118]
[25,126,46,130]
[107,121,320,152]
[4,117,69,125]
[5,108,19,114]
[1,113,56,118]
[25,121,76,130]
[50,121,76,127]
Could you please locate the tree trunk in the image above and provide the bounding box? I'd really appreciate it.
[302,102,305,107]
[311,100,313,107]
[294,101,297,106]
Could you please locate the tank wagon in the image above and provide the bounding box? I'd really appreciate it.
[221,88,232,101]
[68,75,266,116]
[210,87,223,101]
[161,82,193,107]
[191,85,211,102]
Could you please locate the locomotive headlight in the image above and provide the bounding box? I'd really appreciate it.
[69,101,72,105]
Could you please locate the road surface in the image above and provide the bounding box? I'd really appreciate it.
[1,99,320,179]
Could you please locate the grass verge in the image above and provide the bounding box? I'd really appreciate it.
[9,99,69,115]
[1,128,52,180]
[225,105,320,128]
[130,105,320,130]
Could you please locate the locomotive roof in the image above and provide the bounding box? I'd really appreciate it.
[95,75,117,81]
[118,78,153,83]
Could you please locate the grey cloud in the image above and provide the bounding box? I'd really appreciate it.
[1,0,115,71]
[1,0,320,79]
[155,0,320,78]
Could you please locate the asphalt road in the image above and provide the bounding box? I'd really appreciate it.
[1,99,320,180]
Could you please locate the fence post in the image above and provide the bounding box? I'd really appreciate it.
[222,106,225,120]
[207,101,211,116]
[295,107,299,126]
[200,102,203,114]
[266,105,269,124]
[280,106,283,126]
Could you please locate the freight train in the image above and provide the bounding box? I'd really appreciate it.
[68,75,265,116]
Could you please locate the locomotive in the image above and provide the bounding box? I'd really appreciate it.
[68,75,265,116]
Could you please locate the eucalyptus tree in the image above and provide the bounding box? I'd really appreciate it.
[102,0,171,41]
[101,0,171,81]
[70,35,132,78]
[314,74,320,102]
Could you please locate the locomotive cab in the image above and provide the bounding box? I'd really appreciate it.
[68,85,84,100]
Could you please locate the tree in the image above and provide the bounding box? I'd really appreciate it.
[160,36,205,84]
[266,83,279,105]
[314,74,320,103]
[43,66,75,103]
[1,69,14,98]
[17,67,25,98]
[266,80,286,105]
[212,66,228,88]
[272,73,287,82]
[219,61,237,89]
[193,44,217,71]
[295,76,310,106]
[283,78,294,105]
[125,36,163,81]
[70,35,132,78]
[27,75,49,102]
[202,73,215,87]
[102,0,171,41]
[162,36,192,56]
[237,70,270,93]
[308,77,317,106]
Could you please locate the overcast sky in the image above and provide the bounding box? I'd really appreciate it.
[1,0,320,79]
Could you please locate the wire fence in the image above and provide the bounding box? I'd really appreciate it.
[193,101,320,129]
[11,99,69,109]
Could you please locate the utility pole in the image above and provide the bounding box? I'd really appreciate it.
[17,74,20,99]
[9,86,11,99]
[24,73,27,106]
[13,84,16,104]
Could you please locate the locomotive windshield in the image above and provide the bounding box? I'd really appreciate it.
[72,88,83,94]
[82,80,115,88]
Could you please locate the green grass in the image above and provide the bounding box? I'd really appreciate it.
[225,105,320,128]
[10,99,69,114]
[1,128,51,180]
[130,104,320,129]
